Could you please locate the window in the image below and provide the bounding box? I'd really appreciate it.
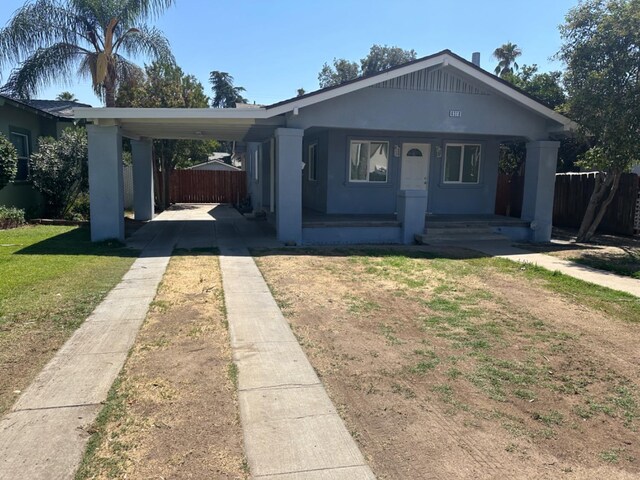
[349,140,388,183]
[443,144,481,183]
[308,143,318,181]
[10,131,30,181]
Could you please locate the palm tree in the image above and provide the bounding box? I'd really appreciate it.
[493,42,522,77]
[56,91,77,101]
[0,0,175,107]
[209,71,247,108]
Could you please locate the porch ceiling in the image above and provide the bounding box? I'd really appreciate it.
[73,107,284,142]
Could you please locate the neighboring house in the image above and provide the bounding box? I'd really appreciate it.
[0,94,90,214]
[186,153,239,171]
[75,50,574,244]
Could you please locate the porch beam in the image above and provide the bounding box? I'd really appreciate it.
[131,138,154,221]
[87,125,124,242]
[521,140,560,242]
[275,128,304,244]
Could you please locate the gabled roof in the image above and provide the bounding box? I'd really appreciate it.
[0,94,90,119]
[265,49,573,129]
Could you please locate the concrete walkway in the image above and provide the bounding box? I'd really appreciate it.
[466,241,640,297]
[0,206,215,480]
[216,210,375,479]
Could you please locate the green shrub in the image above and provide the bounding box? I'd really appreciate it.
[0,206,25,229]
[0,133,18,190]
[64,192,91,221]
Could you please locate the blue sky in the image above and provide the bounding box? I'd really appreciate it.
[0,0,580,106]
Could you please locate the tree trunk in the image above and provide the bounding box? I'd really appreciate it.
[104,83,116,107]
[576,171,622,242]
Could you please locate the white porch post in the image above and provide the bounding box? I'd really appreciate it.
[131,138,154,221]
[87,125,124,242]
[521,140,560,242]
[274,128,304,244]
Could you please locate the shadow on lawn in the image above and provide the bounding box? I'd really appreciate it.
[14,227,139,258]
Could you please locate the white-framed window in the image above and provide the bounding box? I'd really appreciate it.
[308,143,318,181]
[349,140,389,183]
[443,144,481,184]
[253,149,259,181]
[9,131,30,181]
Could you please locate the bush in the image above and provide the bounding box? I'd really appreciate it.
[0,206,25,229]
[0,133,18,190]
[29,128,88,218]
[64,192,91,221]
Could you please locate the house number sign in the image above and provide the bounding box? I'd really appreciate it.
[449,110,462,117]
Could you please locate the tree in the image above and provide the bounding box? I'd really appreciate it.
[55,91,78,102]
[559,0,640,242]
[297,88,306,96]
[505,64,566,109]
[0,0,175,106]
[360,44,417,76]
[0,133,18,190]
[318,58,360,88]
[318,44,416,88]
[493,42,522,77]
[117,62,219,209]
[209,71,247,108]
[29,128,88,218]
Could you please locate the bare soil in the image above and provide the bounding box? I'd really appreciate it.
[255,247,640,480]
[77,251,247,479]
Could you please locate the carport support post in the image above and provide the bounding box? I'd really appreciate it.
[275,128,304,244]
[87,124,124,242]
[131,138,154,221]
[521,140,560,242]
[398,190,427,244]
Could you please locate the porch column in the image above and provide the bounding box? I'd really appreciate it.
[398,190,427,244]
[87,125,124,242]
[246,141,262,211]
[131,138,154,221]
[521,140,560,242]
[275,128,304,244]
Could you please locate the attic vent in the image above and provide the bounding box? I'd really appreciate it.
[406,148,423,157]
[373,68,488,95]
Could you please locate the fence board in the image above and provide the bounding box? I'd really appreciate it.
[553,173,639,236]
[162,169,247,204]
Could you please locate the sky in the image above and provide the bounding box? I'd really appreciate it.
[0,0,581,107]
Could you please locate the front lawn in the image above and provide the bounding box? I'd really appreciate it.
[255,247,640,479]
[0,225,137,415]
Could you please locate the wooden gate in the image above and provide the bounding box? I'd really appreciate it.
[167,170,247,204]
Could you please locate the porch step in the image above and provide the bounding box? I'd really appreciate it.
[415,225,511,246]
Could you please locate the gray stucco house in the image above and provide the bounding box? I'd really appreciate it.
[0,94,89,214]
[75,50,573,244]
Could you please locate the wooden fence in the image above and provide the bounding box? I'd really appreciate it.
[163,169,247,204]
[553,172,639,235]
[495,173,524,218]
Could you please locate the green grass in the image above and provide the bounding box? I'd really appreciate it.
[571,251,640,280]
[0,225,137,415]
[0,226,137,331]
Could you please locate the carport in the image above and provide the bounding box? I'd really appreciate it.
[74,106,300,243]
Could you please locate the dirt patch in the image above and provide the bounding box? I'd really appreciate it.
[255,247,639,480]
[76,251,247,480]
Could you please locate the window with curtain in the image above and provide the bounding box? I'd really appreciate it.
[443,144,480,183]
[349,140,388,183]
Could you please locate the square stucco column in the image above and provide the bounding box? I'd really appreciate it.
[87,124,124,242]
[275,128,304,244]
[398,190,427,244]
[521,140,560,242]
[246,142,262,211]
[131,138,154,221]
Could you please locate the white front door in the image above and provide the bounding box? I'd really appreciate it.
[401,143,431,198]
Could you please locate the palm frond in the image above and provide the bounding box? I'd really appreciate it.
[0,0,83,68]
[1,42,84,99]
[113,54,144,89]
[117,0,176,25]
[115,25,174,64]
[77,52,103,98]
